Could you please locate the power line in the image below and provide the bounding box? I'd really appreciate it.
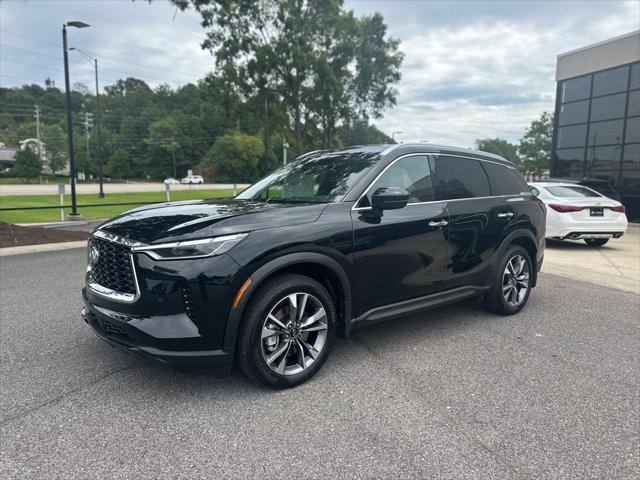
[0,28,61,48]
[1,57,66,74]
[0,39,207,83]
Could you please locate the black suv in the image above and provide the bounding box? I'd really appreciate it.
[82,144,545,387]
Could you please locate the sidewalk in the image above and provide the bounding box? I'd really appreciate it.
[541,224,640,294]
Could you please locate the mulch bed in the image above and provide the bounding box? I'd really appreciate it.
[0,222,89,248]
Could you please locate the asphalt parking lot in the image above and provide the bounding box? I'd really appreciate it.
[1,249,638,479]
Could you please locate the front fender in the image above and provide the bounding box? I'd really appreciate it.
[222,252,353,351]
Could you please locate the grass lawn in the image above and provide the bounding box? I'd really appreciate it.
[0,189,235,224]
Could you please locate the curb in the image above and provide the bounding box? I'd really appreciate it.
[0,241,87,257]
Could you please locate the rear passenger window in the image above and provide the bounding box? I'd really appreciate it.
[482,162,529,195]
[435,156,490,199]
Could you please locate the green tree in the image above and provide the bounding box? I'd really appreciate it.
[475,138,521,166]
[107,148,133,179]
[41,124,68,173]
[171,0,403,152]
[204,133,264,182]
[12,147,41,181]
[145,116,181,178]
[519,112,553,175]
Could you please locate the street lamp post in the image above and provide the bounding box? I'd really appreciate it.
[71,47,104,198]
[62,21,90,218]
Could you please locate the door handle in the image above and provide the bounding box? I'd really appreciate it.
[428,219,448,227]
[497,212,514,218]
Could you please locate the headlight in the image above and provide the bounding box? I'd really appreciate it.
[132,233,248,260]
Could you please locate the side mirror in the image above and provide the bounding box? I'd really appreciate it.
[370,187,410,215]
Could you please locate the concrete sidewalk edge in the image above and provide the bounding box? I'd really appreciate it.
[0,241,87,257]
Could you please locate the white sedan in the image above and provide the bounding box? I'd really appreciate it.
[163,177,180,185]
[529,182,628,246]
[181,175,204,184]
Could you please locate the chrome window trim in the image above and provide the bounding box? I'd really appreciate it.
[87,230,144,303]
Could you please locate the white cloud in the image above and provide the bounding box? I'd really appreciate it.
[1,0,639,146]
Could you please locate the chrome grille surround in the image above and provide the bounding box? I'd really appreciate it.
[87,230,146,303]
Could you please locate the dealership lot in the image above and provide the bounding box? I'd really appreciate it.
[1,249,638,479]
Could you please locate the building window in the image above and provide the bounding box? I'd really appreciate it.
[561,75,591,103]
[622,143,640,163]
[625,117,640,144]
[590,93,627,122]
[628,90,640,118]
[630,63,640,91]
[586,145,622,176]
[554,148,585,176]
[588,119,624,146]
[557,124,587,148]
[559,100,589,125]
[592,65,629,97]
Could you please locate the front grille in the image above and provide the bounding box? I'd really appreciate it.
[89,235,136,295]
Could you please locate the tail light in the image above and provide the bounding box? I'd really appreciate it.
[549,204,584,213]
[610,205,625,213]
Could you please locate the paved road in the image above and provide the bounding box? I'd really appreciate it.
[0,183,249,196]
[1,249,638,479]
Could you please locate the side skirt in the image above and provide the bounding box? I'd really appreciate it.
[351,285,490,329]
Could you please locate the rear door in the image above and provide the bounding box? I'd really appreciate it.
[431,155,506,288]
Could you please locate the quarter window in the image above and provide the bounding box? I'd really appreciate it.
[367,155,433,204]
[482,162,528,195]
[435,156,491,200]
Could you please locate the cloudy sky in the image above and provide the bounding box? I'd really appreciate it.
[1,0,639,146]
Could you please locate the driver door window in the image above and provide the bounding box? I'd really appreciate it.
[366,155,433,205]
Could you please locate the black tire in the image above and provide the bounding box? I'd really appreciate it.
[237,273,336,388]
[584,238,609,247]
[484,245,533,315]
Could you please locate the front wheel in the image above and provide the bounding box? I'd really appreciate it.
[484,246,533,315]
[584,238,609,247]
[237,273,336,388]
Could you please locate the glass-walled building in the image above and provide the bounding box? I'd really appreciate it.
[552,31,640,220]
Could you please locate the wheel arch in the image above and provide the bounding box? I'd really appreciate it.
[498,229,539,286]
[223,253,353,351]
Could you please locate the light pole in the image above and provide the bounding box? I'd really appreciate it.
[71,47,104,198]
[63,21,90,218]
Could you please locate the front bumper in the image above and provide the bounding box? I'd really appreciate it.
[82,292,234,373]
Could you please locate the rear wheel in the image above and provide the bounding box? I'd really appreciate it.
[484,245,533,315]
[584,238,609,247]
[237,273,336,388]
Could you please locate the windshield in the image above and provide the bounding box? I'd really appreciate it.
[545,185,601,198]
[236,151,380,203]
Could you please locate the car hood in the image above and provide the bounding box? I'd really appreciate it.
[97,199,328,244]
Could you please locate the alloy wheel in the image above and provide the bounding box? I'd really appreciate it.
[502,254,530,307]
[261,292,328,376]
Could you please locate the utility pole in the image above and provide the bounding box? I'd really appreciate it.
[34,105,42,169]
[282,139,289,166]
[70,47,104,198]
[262,86,269,174]
[82,108,93,166]
[94,58,104,198]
